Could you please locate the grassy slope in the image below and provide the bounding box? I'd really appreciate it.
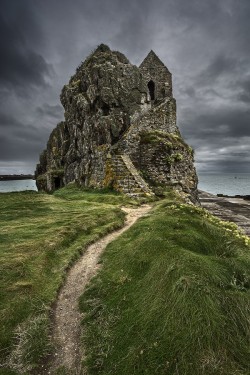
[80,194,250,375]
[0,186,136,374]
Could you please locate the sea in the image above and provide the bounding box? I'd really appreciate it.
[0,179,37,193]
[198,173,250,196]
[0,174,249,196]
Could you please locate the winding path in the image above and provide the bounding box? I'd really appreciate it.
[46,205,152,374]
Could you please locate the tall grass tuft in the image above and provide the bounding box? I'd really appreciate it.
[0,186,133,373]
[80,198,250,375]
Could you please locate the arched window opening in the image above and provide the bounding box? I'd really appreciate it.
[148,80,155,100]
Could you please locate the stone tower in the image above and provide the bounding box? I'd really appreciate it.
[139,50,172,101]
[35,45,198,203]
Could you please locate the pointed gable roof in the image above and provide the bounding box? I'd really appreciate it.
[139,50,170,72]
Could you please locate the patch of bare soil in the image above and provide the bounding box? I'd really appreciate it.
[45,204,151,374]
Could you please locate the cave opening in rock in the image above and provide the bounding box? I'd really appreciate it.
[101,102,110,116]
[54,177,61,190]
[148,80,155,100]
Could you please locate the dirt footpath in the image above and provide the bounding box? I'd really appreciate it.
[46,204,152,374]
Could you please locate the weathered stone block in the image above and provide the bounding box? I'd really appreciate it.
[35,44,198,203]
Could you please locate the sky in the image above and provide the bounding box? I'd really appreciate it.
[0,0,249,174]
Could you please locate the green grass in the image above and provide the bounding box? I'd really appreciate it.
[0,186,135,374]
[80,197,250,375]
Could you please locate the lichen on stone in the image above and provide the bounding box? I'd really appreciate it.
[35,44,199,203]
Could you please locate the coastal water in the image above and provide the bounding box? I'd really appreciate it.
[0,179,37,193]
[198,173,250,196]
[0,174,249,196]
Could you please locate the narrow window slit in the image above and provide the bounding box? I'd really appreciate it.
[148,80,155,100]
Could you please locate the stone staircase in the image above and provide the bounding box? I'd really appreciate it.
[111,154,154,198]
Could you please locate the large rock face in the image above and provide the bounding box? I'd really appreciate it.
[35,44,199,203]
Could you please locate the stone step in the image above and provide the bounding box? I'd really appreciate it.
[127,193,149,199]
[117,182,138,188]
[117,183,141,190]
[116,176,137,181]
[116,175,137,181]
[111,153,154,197]
[118,187,143,193]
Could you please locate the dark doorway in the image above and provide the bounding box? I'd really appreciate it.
[54,177,61,190]
[148,80,155,100]
[101,102,110,116]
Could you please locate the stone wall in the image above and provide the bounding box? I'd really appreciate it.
[114,97,177,156]
[138,131,198,203]
[35,44,199,203]
[139,50,172,101]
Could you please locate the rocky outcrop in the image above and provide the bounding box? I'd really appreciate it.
[35,44,198,203]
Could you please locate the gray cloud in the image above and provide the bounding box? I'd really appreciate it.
[0,0,250,175]
[0,111,53,163]
[0,2,53,93]
[182,107,250,138]
[236,78,250,103]
[36,104,64,119]
[196,55,239,85]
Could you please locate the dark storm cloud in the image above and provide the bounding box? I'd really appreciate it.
[36,104,64,119]
[0,134,41,161]
[180,104,250,173]
[0,118,51,160]
[0,110,52,163]
[236,78,250,103]
[196,55,239,85]
[0,0,62,172]
[0,113,21,128]
[197,160,250,174]
[0,1,53,92]
[183,107,250,139]
[0,0,250,173]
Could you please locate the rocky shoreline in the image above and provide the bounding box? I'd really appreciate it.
[217,193,250,201]
[199,190,250,236]
[0,175,34,181]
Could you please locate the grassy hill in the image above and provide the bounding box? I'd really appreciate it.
[80,193,250,375]
[0,186,249,374]
[0,186,135,374]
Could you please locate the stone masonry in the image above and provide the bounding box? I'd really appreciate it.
[35,44,198,203]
